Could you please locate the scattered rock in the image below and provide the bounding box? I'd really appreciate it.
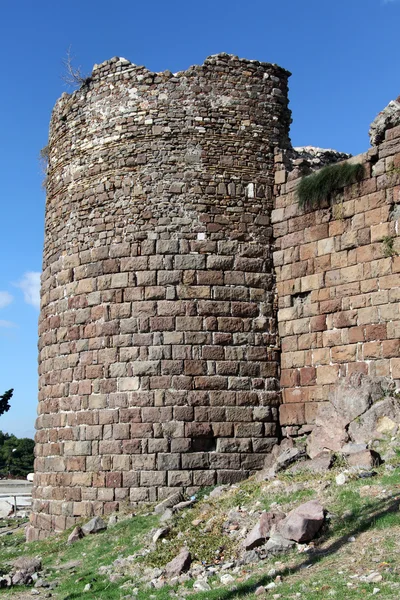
[361,572,383,583]
[165,548,191,577]
[341,443,367,455]
[173,500,196,513]
[12,571,32,586]
[67,526,84,544]
[243,510,286,550]
[108,515,118,526]
[83,583,92,592]
[258,439,298,479]
[330,374,381,424]
[220,573,235,585]
[160,508,173,523]
[82,516,107,535]
[13,557,42,575]
[154,492,184,514]
[275,447,304,471]
[348,398,400,443]
[208,486,228,499]
[255,585,266,596]
[265,533,295,553]
[34,578,50,588]
[307,404,348,458]
[277,500,324,543]
[306,376,398,458]
[241,550,260,564]
[193,579,211,591]
[376,416,397,435]
[336,473,347,486]
[289,452,333,474]
[346,450,381,468]
[152,527,169,544]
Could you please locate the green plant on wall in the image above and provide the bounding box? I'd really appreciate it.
[382,235,398,258]
[297,162,364,209]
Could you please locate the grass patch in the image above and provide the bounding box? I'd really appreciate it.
[0,513,159,599]
[1,466,400,599]
[382,235,398,257]
[297,162,364,209]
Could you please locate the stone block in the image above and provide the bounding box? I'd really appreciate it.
[280,403,305,426]
[158,453,181,470]
[331,344,357,363]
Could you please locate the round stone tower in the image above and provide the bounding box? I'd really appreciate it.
[30,53,291,539]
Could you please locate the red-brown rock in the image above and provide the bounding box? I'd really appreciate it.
[277,500,324,543]
[243,510,286,550]
[165,548,192,577]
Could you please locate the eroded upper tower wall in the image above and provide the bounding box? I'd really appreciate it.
[31,53,291,539]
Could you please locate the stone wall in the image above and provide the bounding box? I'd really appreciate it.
[30,54,291,539]
[273,128,400,435]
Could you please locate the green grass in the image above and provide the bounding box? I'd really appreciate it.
[297,162,364,209]
[1,464,400,599]
[0,513,159,599]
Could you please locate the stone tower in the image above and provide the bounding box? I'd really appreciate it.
[30,53,291,539]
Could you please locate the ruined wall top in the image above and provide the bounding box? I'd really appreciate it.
[44,52,292,268]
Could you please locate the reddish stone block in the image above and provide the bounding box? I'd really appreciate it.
[348,326,365,343]
[319,299,341,314]
[347,362,369,375]
[106,472,122,488]
[283,388,306,403]
[304,224,329,243]
[130,423,153,438]
[310,315,326,332]
[331,344,357,363]
[280,369,300,388]
[279,403,305,426]
[316,365,339,384]
[150,317,175,331]
[185,422,212,437]
[300,367,317,386]
[382,339,400,358]
[365,324,387,341]
[194,376,227,390]
[332,311,358,329]
[363,341,382,359]
[391,358,400,378]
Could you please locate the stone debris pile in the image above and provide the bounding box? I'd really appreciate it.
[369,97,400,145]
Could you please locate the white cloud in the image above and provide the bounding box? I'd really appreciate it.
[0,291,13,309]
[0,320,16,328]
[16,272,41,309]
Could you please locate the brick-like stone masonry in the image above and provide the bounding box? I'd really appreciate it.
[30,54,292,539]
[274,131,400,434]
[31,52,400,541]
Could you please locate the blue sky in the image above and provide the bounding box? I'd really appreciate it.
[0,0,399,438]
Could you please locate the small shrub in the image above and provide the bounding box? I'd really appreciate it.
[39,146,49,189]
[62,47,91,90]
[382,235,398,258]
[297,162,364,209]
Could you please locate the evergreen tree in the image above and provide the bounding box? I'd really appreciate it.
[0,389,13,417]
